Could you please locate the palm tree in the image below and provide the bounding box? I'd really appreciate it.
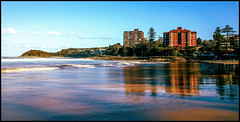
[222,25,236,41]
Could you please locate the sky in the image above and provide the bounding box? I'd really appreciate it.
[1,1,239,57]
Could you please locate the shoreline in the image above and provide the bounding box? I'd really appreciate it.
[13,56,239,64]
[83,56,187,63]
[84,56,239,65]
[199,60,239,65]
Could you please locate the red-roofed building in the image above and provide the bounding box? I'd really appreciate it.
[163,27,197,48]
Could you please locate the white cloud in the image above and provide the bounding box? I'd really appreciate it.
[98,37,112,39]
[77,36,96,39]
[2,27,19,35]
[61,31,76,36]
[45,31,60,36]
[2,27,39,35]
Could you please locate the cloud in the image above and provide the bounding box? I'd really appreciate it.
[77,36,96,39]
[61,31,76,36]
[45,31,60,36]
[2,27,19,35]
[98,37,112,39]
[2,27,39,35]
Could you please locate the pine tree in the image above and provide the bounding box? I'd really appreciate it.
[148,27,156,42]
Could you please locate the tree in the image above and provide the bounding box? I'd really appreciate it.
[222,25,236,41]
[208,39,215,47]
[213,33,224,58]
[156,35,163,47]
[197,37,202,46]
[148,27,156,42]
[122,45,127,56]
[214,27,222,34]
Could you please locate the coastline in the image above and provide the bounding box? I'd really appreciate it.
[16,56,239,64]
[84,56,239,65]
[199,60,239,65]
[83,56,187,62]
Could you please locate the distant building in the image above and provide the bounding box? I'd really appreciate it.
[123,29,144,47]
[232,34,239,48]
[163,27,197,48]
[215,34,239,51]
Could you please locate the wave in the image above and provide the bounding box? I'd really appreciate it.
[1,61,137,73]
[1,58,94,62]
[1,67,59,73]
[56,64,96,69]
[1,61,169,73]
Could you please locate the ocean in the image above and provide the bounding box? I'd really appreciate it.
[1,57,239,121]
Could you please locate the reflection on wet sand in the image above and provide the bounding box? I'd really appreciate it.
[165,63,200,96]
[198,63,239,100]
[123,63,201,97]
[1,63,239,121]
[123,65,160,98]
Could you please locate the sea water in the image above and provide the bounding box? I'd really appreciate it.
[1,57,239,121]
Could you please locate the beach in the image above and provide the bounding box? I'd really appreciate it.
[86,56,239,65]
[1,58,239,121]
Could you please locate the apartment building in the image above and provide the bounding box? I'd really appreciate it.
[163,27,197,48]
[123,29,144,47]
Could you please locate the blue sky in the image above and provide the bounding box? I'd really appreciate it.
[1,1,239,56]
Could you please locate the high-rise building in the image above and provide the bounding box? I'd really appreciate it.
[163,27,197,48]
[124,29,144,47]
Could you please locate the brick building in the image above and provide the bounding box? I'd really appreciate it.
[123,29,144,47]
[163,27,197,48]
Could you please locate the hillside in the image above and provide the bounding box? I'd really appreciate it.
[20,47,107,57]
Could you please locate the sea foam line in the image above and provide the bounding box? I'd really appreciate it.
[1,67,59,73]
[1,58,94,62]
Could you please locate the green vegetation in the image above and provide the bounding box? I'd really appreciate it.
[21,26,238,60]
[222,25,236,41]
[21,47,107,58]
[106,42,181,57]
[148,27,156,42]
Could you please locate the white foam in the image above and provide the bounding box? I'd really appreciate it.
[98,64,116,67]
[71,64,96,68]
[1,67,59,73]
[1,58,93,62]
[140,62,171,64]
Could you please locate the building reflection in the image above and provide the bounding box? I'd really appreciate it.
[123,66,148,97]
[164,63,200,96]
[200,63,240,101]
[122,63,239,99]
[123,65,165,98]
[123,63,201,97]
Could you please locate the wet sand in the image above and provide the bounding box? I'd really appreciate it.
[160,107,239,121]
[1,63,239,121]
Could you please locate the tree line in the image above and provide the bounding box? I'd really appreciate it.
[196,25,238,58]
[106,27,199,57]
[21,25,238,59]
[20,48,105,57]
